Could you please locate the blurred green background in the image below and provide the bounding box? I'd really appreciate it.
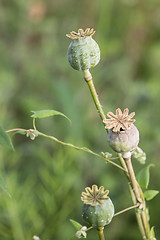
[0,0,160,239]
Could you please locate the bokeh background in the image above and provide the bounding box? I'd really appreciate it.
[0,0,160,239]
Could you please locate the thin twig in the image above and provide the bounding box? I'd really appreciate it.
[6,128,27,133]
[6,127,126,171]
[38,131,126,172]
[114,203,139,217]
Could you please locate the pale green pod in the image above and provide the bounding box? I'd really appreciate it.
[67,36,100,71]
[82,198,114,227]
[81,185,114,228]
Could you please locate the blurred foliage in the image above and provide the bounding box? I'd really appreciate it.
[0,0,160,239]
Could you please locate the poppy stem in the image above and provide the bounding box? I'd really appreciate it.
[97,227,106,240]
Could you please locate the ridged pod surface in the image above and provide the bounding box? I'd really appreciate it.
[82,198,114,227]
[67,37,100,71]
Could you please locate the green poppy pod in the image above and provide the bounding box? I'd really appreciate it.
[66,28,100,71]
[81,185,114,228]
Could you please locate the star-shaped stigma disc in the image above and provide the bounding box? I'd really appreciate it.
[81,185,109,206]
[66,28,96,40]
[103,108,135,133]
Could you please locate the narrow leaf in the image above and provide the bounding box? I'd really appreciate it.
[150,226,155,238]
[136,164,154,189]
[0,175,11,197]
[0,126,14,151]
[15,130,26,135]
[144,190,159,201]
[31,110,71,123]
[70,219,83,231]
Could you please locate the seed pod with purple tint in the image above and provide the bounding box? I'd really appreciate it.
[103,108,139,158]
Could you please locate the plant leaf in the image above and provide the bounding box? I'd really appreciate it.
[70,219,83,231]
[15,130,26,135]
[31,110,71,123]
[0,126,14,151]
[144,190,159,201]
[0,175,11,197]
[150,226,155,238]
[136,164,154,189]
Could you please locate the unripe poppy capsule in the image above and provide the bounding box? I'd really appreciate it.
[66,28,100,71]
[81,185,114,227]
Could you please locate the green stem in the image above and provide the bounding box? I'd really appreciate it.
[114,203,139,217]
[6,128,126,172]
[118,154,146,239]
[124,157,141,200]
[6,128,27,133]
[38,131,125,171]
[83,70,107,126]
[82,69,150,239]
[33,118,36,130]
[124,156,150,238]
[97,227,106,240]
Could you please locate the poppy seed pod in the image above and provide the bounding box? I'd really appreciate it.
[108,124,139,154]
[81,185,114,228]
[103,108,139,156]
[66,28,100,71]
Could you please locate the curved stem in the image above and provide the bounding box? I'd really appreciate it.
[6,127,126,171]
[6,128,27,133]
[97,227,106,240]
[38,131,126,171]
[33,118,37,130]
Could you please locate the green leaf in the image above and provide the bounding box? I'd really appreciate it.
[136,164,154,189]
[31,110,71,123]
[15,130,27,135]
[0,175,11,197]
[0,126,14,151]
[150,226,155,238]
[144,190,159,201]
[70,219,83,231]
